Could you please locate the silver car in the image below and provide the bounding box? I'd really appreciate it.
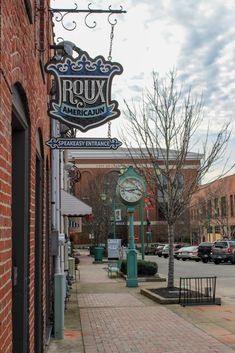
[177,246,200,261]
[162,243,186,258]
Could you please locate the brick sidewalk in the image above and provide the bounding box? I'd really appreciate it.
[76,252,235,353]
[48,251,235,353]
[81,305,234,353]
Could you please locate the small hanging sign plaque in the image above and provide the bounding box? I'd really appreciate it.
[46,137,122,150]
[45,48,123,132]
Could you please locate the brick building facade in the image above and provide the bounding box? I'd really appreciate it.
[0,2,53,353]
[190,174,235,244]
[69,149,201,245]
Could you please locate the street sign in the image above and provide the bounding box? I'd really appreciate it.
[115,209,122,222]
[46,137,122,150]
[107,239,122,259]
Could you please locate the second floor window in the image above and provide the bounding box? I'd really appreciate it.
[221,196,227,218]
[214,198,219,217]
[230,194,234,217]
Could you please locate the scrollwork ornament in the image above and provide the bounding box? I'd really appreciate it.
[52,3,79,31]
[50,4,126,32]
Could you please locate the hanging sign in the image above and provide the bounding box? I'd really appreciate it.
[46,137,122,150]
[45,48,123,132]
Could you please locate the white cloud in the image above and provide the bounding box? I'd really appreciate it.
[51,0,235,177]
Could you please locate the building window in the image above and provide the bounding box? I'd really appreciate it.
[24,0,33,23]
[230,194,234,217]
[207,200,212,219]
[221,196,227,217]
[214,198,219,217]
[215,225,221,233]
[231,225,235,238]
[207,225,213,234]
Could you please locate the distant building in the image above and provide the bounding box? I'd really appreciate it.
[69,148,201,245]
[190,174,235,243]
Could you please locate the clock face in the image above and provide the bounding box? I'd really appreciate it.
[119,177,144,203]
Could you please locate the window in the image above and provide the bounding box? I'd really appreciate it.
[24,0,33,23]
[173,173,184,189]
[207,200,212,219]
[207,225,213,234]
[157,204,166,221]
[221,196,227,217]
[231,225,235,238]
[214,198,219,217]
[202,204,206,217]
[230,195,234,217]
[214,241,227,248]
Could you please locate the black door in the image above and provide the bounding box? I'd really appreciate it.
[12,87,30,353]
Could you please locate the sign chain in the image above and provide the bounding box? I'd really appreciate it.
[108,121,112,138]
[108,24,115,61]
[107,22,115,137]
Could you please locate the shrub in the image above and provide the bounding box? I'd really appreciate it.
[120,260,158,276]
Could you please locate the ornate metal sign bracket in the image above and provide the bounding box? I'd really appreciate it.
[49,3,126,31]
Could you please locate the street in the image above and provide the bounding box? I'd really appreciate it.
[146,254,235,300]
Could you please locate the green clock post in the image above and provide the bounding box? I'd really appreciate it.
[116,166,146,287]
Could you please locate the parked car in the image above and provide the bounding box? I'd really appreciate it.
[211,240,235,264]
[155,244,166,257]
[177,246,200,261]
[174,247,182,260]
[198,242,214,263]
[162,243,186,258]
[190,246,200,261]
[144,243,159,255]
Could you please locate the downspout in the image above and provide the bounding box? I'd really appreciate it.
[51,119,61,273]
[51,118,65,339]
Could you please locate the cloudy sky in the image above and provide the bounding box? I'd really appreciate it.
[51,0,235,178]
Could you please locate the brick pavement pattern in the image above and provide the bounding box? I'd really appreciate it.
[77,253,235,353]
[78,293,144,308]
[80,305,235,353]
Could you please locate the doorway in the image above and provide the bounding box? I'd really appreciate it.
[12,85,30,353]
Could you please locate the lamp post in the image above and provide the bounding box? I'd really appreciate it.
[112,199,116,239]
[140,197,145,260]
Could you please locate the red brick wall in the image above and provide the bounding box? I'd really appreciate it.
[190,174,235,242]
[0,2,52,352]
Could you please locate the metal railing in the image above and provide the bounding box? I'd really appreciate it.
[179,276,217,306]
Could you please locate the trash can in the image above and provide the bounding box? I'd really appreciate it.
[94,246,104,262]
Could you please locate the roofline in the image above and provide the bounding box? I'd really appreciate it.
[68,148,203,161]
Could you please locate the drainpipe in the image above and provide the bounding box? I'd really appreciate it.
[50,42,79,339]
[51,118,65,339]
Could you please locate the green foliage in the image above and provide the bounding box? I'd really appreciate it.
[120,260,158,276]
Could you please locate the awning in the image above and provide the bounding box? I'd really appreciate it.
[61,189,92,216]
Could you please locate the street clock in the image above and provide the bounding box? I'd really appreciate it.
[117,166,146,207]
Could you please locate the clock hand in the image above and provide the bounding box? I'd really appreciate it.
[125,189,142,195]
[125,188,139,192]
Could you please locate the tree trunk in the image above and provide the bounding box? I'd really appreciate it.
[167,223,175,288]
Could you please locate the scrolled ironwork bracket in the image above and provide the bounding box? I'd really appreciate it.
[49,3,126,31]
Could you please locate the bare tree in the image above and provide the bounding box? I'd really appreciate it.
[82,172,128,246]
[121,70,231,288]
